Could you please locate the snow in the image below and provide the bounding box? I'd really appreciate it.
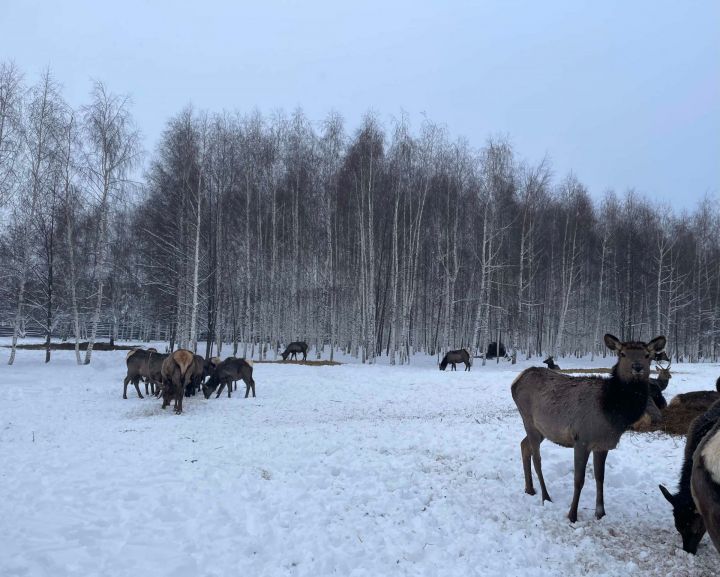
[1,348,719,576]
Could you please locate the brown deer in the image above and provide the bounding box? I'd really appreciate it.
[511,333,666,522]
[160,349,195,414]
[691,416,720,555]
[660,400,720,553]
[122,347,160,398]
[203,357,255,399]
[542,356,560,370]
[439,349,471,371]
[281,341,308,361]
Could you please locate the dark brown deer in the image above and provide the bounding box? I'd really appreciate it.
[123,348,148,399]
[281,341,308,361]
[691,416,720,555]
[122,347,161,398]
[160,349,195,414]
[202,357,255,399]
[542,356,560,370]
[512,333,666,522]
[184,354,209,397]
[660,400,720,554]
[439,349,471,371]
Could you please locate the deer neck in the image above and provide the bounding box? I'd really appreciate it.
[602,366,650,429]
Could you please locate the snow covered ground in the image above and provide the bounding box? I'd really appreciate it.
[1,347,719,577]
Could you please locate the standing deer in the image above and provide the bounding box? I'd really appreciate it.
[439,349,471,371]
[123,347,160,398]
[691,416,720,555]
[660,400,720,554]
[512,333,666,522]
[160,349,195,414]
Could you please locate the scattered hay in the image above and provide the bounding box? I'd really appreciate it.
[253,359,342,366]
[633,392,720,436]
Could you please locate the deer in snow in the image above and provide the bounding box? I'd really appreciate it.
[439,349,472,371]
[281,341,308,361]
[511,333,666,522]
[660,400,720,554]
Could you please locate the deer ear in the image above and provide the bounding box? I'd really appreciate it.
[659,484,675,505]
[604,334,621,351]
[647,336,667,354]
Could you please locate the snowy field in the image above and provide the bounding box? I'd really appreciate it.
[1,347,719,577]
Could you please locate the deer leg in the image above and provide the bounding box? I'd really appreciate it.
[133,377,144,399]
[227,379,232,398]
[144,379,150,396]
[520,436,535,495]
[175,389,183,414]
[593,450,608,519]
[215,382,226,398]
[568,444,591,523]
[529,434,551,503]
[123,376,130,399]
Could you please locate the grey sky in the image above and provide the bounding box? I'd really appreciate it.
[3,0,718,209]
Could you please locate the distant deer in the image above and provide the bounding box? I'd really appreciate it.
[281,341,308,361]
[648,360,673,410]
[542,356,560,370]
[439,349,471,371]
[512,333,666,522]
[631,361,672,431]
[660,400,720,553]
[668,377,720,414]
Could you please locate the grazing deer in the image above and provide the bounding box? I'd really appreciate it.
[203,357,255,399]
[660,400,720,554]
[542,356,560,370]
[512,333,666,522]
[692,416,720,555]
[439,348,472,371]
[160,349,195,414]
[281,341,308,361]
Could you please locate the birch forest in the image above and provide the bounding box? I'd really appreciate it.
[2,63,720,364]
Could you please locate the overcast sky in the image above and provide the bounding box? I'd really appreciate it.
[3,0,718,209]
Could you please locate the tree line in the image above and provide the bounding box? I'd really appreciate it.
[1,62,718,365]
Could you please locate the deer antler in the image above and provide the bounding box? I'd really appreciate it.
[655,358,671,371]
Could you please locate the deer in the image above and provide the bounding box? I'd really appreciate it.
[202,357,255,399]
[122,347,160,398]
[160,349,195,414]
[439,348,471,371]
[184,354,210,397]
[511,333,666,523]
[281,341,308,361]
[691,415,720,555]
[660,400,720,554]
[542,356,560,370]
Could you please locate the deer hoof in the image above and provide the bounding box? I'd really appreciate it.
[568,510,578,523]
[525,487,536,496]
[595,508,605,520]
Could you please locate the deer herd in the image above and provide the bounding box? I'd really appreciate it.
[121,335,720,557]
